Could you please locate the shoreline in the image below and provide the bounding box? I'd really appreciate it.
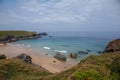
[0,43,76,73]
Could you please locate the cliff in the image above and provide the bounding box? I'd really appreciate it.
[103,39,120,53]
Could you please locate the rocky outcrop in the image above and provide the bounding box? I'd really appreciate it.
[38,32,48,36]
[0,54,6,59]
[54,53,67,61]
[70,53,78,58]
[103,39,120,53]
[16,54,32,64]
[78,51,88,55]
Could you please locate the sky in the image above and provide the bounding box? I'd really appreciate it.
[0,0,120,32]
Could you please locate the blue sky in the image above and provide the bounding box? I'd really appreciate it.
[0,0,120,32]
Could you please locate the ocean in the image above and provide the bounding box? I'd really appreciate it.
[12,32,120,61]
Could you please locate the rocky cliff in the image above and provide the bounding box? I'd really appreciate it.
[103,39,120,53]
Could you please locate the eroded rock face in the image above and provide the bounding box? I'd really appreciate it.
[54,53,67,61]
[16,54,32,64]
[70,53,78,58]
[103,39,120,53]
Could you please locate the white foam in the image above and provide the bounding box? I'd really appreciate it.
[55,50,67,53]
[27,45,31,48]
[43,46,51,50]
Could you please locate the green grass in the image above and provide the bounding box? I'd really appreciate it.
[0,30,36,39]
[0,59,51,80]
[44,52,120,80]
[72,70,101,80]
[0,52,120,80]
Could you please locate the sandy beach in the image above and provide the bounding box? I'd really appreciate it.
[0,43,76,73]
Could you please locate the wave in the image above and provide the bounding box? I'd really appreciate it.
[27,45,31,48]
[55,50,67,53]
[43,46,51,50]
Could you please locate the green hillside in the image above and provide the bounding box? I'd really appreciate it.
[44,52,120,80]
[0,58,51,80]
[0,30,36,39]
[0,52,120,80]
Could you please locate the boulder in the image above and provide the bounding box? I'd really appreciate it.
[0,54,6,59]
[103,39,120,53]
[16,54,32,64]
[78,51,88,55]
[54,53,67,61]
[86,49,91,52]
[70,53,78,58]
[38,32,48,36]
[98,51,102,54]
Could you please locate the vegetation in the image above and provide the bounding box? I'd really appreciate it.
[0,30,36,39]
[0,52,120,80]
[44,52,120,80]
[0,59,51,80]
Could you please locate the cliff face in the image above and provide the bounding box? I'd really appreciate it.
[103,39,120,53]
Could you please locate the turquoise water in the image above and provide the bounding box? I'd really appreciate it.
[12,32,120,61]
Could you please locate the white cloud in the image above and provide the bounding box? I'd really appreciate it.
[20,0,104,23]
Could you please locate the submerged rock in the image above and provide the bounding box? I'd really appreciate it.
[16,54,32,64]
[86,49,92,52]
[98,51,102,54]
[103,39,120,53]
[78,51,88,55]
[54,53,67,61]
[70,53,78,58]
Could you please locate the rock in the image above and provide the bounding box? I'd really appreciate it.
[16,54,32,64]
[78,51,88,55]
[86,49,91,52]
[53,60,56,63]
[70,53,78,58]
[103,39,120,53]
[38,32,48,36]
[54,53,67,61]
[98,51,102,53]
[0,54,6,59]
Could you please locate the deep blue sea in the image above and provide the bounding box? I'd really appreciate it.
[12,32,120,61]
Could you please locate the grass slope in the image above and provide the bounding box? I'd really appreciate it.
[0,52,120,80]
[44,52,120,80]
[0,59,51,80]
[0,30,36,39]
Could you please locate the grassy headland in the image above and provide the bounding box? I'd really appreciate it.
[0,30,36,39]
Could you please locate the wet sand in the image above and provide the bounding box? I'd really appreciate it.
[0,43,75,73]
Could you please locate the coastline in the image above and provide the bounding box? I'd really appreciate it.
[0,43,76,73]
